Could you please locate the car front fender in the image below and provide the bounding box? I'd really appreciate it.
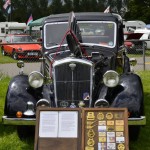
[4,75,37,116]
[111,73,144,117]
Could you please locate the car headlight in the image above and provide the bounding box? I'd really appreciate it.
[28,71,44,88]
[103,70,119,87]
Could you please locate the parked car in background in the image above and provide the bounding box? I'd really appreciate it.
[1,34,42,60]
[124,32,145,53]
[2,12,145,140]
[134,28,150,49]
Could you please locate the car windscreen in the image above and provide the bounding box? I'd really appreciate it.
[44,21,116,49]
[12,36,33,43]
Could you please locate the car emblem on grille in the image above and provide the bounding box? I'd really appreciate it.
[60,101,69,107]
[70,102,76,108]
[69,63,76,70]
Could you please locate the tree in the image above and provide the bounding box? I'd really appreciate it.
[73,0,80,12]
[49,0,63,14]
[124,0,150,23]
[63,0,73,13]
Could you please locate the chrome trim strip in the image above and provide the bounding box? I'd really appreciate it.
[2,116,36,125]
[2,115,146,126]
[128,116,146,125]
[53,57,93,67]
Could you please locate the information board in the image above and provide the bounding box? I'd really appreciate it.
[82,108,129,150]
[34,107,82,150]
[34,107,129,150]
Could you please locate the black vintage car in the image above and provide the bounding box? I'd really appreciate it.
[2,12,146,139]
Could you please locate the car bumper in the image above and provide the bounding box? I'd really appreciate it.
[128,116,146,125]
[2,116,36,125]
[2,115,146,126]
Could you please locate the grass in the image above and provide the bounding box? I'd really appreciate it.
[0,49,17,64]
[0,71,150,149]
[0,75,34,150]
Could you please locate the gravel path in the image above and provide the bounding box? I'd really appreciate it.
[0,62,41,77]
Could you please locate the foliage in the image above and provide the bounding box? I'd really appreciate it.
[0,0,150,23]
[124,0,150,24]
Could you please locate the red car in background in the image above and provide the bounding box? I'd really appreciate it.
[1,34,42,60]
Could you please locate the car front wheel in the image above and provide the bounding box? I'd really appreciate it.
[12,51,18,60]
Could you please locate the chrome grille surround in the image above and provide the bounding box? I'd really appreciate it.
[52,57,94,107]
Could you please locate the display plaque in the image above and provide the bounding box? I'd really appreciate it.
[34,107,82,150]
[82,108,129,150]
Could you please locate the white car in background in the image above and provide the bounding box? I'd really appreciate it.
[134,28,150,49]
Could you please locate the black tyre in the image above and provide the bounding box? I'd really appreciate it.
[129,126,141,141]
[1,48,7,56]
[12,50,18,60]
[17,125,35,140]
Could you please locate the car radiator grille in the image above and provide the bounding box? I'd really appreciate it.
[53,58,93,107]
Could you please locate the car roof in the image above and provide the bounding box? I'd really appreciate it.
[44,12,121,24]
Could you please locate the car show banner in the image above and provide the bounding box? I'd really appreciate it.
[34,107,128,150]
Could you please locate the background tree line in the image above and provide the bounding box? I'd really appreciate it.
[0,0,150,24]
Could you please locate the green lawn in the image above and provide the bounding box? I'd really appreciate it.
[0,49,17,64]
[0,71,150,149]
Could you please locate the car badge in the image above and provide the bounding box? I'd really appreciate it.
[85,146,94,150]
[70,102,76,108]
[87,112,95,120]
[106,112,113,120]
[78,101,85,107]
[87,129,95,138]
[97,112,104,120]
[83,92,90,100]
[117,143,125,150]
[60,101,69,108]
[87,138,95,147]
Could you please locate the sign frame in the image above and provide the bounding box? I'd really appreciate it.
[82,108,129,150]
[34,107,82,150]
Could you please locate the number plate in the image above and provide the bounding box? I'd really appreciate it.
[27,52,38,56]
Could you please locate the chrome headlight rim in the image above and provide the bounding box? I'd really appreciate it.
[28,71,44,88]
[36,99,50,107]
[103,70,119,88]
[94,99,109,108]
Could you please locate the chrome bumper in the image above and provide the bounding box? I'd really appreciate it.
[2,115,146,126]
[128,116,146,125]
[2,116,36,125]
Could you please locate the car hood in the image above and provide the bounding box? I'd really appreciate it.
[8,44,41,50]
